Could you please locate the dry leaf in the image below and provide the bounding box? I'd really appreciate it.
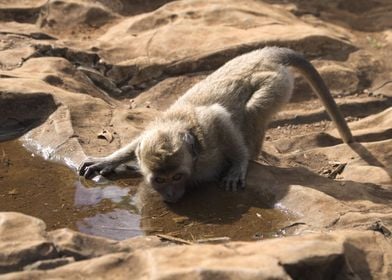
[97,129,114,143]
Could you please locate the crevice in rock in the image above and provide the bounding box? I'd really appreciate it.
[326,215,341,228]
[368,221,392,237]
[0,31,57,40]
[164,36,357,76]
[0,7,42,24]
[282,253,356,280]
[0,242,59,274]
[17,44,125,101]
[31,44,100,68]
[97,37,358,99]
[23,257,75,271]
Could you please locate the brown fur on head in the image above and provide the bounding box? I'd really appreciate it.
[136,128,196,203]
[138,129,184,172]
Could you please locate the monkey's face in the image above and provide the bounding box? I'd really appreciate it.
[136,130,195,203]
[142,149,193,203]
[147,168,190,203]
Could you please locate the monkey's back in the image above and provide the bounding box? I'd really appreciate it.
[174,47,294,119]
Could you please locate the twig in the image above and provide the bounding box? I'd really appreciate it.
[99,226,144,231]
[328,163,347,179]
[196,237,231,244]
[156,234,193,245]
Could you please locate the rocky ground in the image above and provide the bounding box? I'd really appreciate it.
[0,0,391,279]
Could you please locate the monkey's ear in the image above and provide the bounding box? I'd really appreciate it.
[183,131,199,158]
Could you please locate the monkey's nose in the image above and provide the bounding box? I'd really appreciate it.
[163,195,180,203]
[163,191,181,203]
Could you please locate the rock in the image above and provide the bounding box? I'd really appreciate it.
[48,228,163,260]
[48,228,123,260]
[23,257,75,271]
[0,212,165,275]
[0,212,58,274]
[37,0,118,34]
[1,230,391,279]
[132,74,207,110]
[0,46,35,70]
[96,0,355,83]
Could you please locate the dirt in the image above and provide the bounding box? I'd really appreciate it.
[0,140,140,238]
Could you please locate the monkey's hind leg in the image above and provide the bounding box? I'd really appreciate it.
[242,109,267,158]
[243,69,293,158]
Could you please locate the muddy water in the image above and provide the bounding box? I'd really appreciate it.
[0,140,295,241]
[0,140,142,240]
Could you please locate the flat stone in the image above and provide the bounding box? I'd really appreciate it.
[1,230,390,279]
[0,212,58,274]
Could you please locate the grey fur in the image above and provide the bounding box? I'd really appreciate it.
[79,47,353,202]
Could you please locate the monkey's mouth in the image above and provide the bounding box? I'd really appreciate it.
[162,194,183,203]
[163,198,180,203]
[160,190,186,204]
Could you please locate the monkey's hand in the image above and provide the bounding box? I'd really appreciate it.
[78,157,118,179]
[221,166,246,192]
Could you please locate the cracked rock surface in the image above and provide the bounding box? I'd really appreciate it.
[0,212,391,279]
[0,0,391,279]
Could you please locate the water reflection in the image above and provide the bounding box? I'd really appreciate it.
[0,139,143,240]
[73,181,143,240]
[74,181,132,206]
[76,209,142,240]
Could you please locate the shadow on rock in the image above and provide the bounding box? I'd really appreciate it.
[264,0,392,32]
[348,142,392,182]
[0,92,57,141]
[251,163,392,204]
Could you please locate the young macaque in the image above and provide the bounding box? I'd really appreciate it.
[79,47,353,203]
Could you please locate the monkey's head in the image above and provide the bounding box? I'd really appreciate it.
[136,128,197,203]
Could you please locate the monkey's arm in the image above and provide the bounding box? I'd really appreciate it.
[78,137,140,179]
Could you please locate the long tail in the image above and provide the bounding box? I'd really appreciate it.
[265,47,354,143]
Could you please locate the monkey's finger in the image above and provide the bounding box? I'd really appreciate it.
[79,165,88,177]
[78,157,104,172]
[83,166,99,179]
[78,163,88,175]
[225,179,236,192]
[78,161,95,175]
[238,179,246,190]
[100,166,114,176]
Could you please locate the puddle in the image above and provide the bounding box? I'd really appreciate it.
[0,140,141,240]
[0,140,296,241]
[140,183,296,241]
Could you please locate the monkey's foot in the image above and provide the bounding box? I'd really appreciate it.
[221,169,246,192]
[78,157,117,179]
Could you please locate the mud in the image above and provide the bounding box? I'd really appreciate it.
[0,140,141,240]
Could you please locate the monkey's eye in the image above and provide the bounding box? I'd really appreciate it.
[172,173,183,181]
[154,177,166,184]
